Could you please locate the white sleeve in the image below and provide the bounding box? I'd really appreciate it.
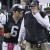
[0,14,6,28]
[0,13,6,22]
[18,18,26,44]
[1,16,6,25]
[34,12,50,28]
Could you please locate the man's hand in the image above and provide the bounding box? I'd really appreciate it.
[33,9,39,14]
[20,43,26,48]
[18,41,26,48]
[31,6,39,14]
[4,33,11,38]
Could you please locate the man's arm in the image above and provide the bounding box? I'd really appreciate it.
[18,18,26,48]
[0,16,6,36]
[34,12,50,28]
[18,18,26,43]
[0,16,11,38]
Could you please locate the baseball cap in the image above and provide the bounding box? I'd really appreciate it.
[29,0,39,7]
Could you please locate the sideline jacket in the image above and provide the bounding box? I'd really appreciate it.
[18,11,50,44]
